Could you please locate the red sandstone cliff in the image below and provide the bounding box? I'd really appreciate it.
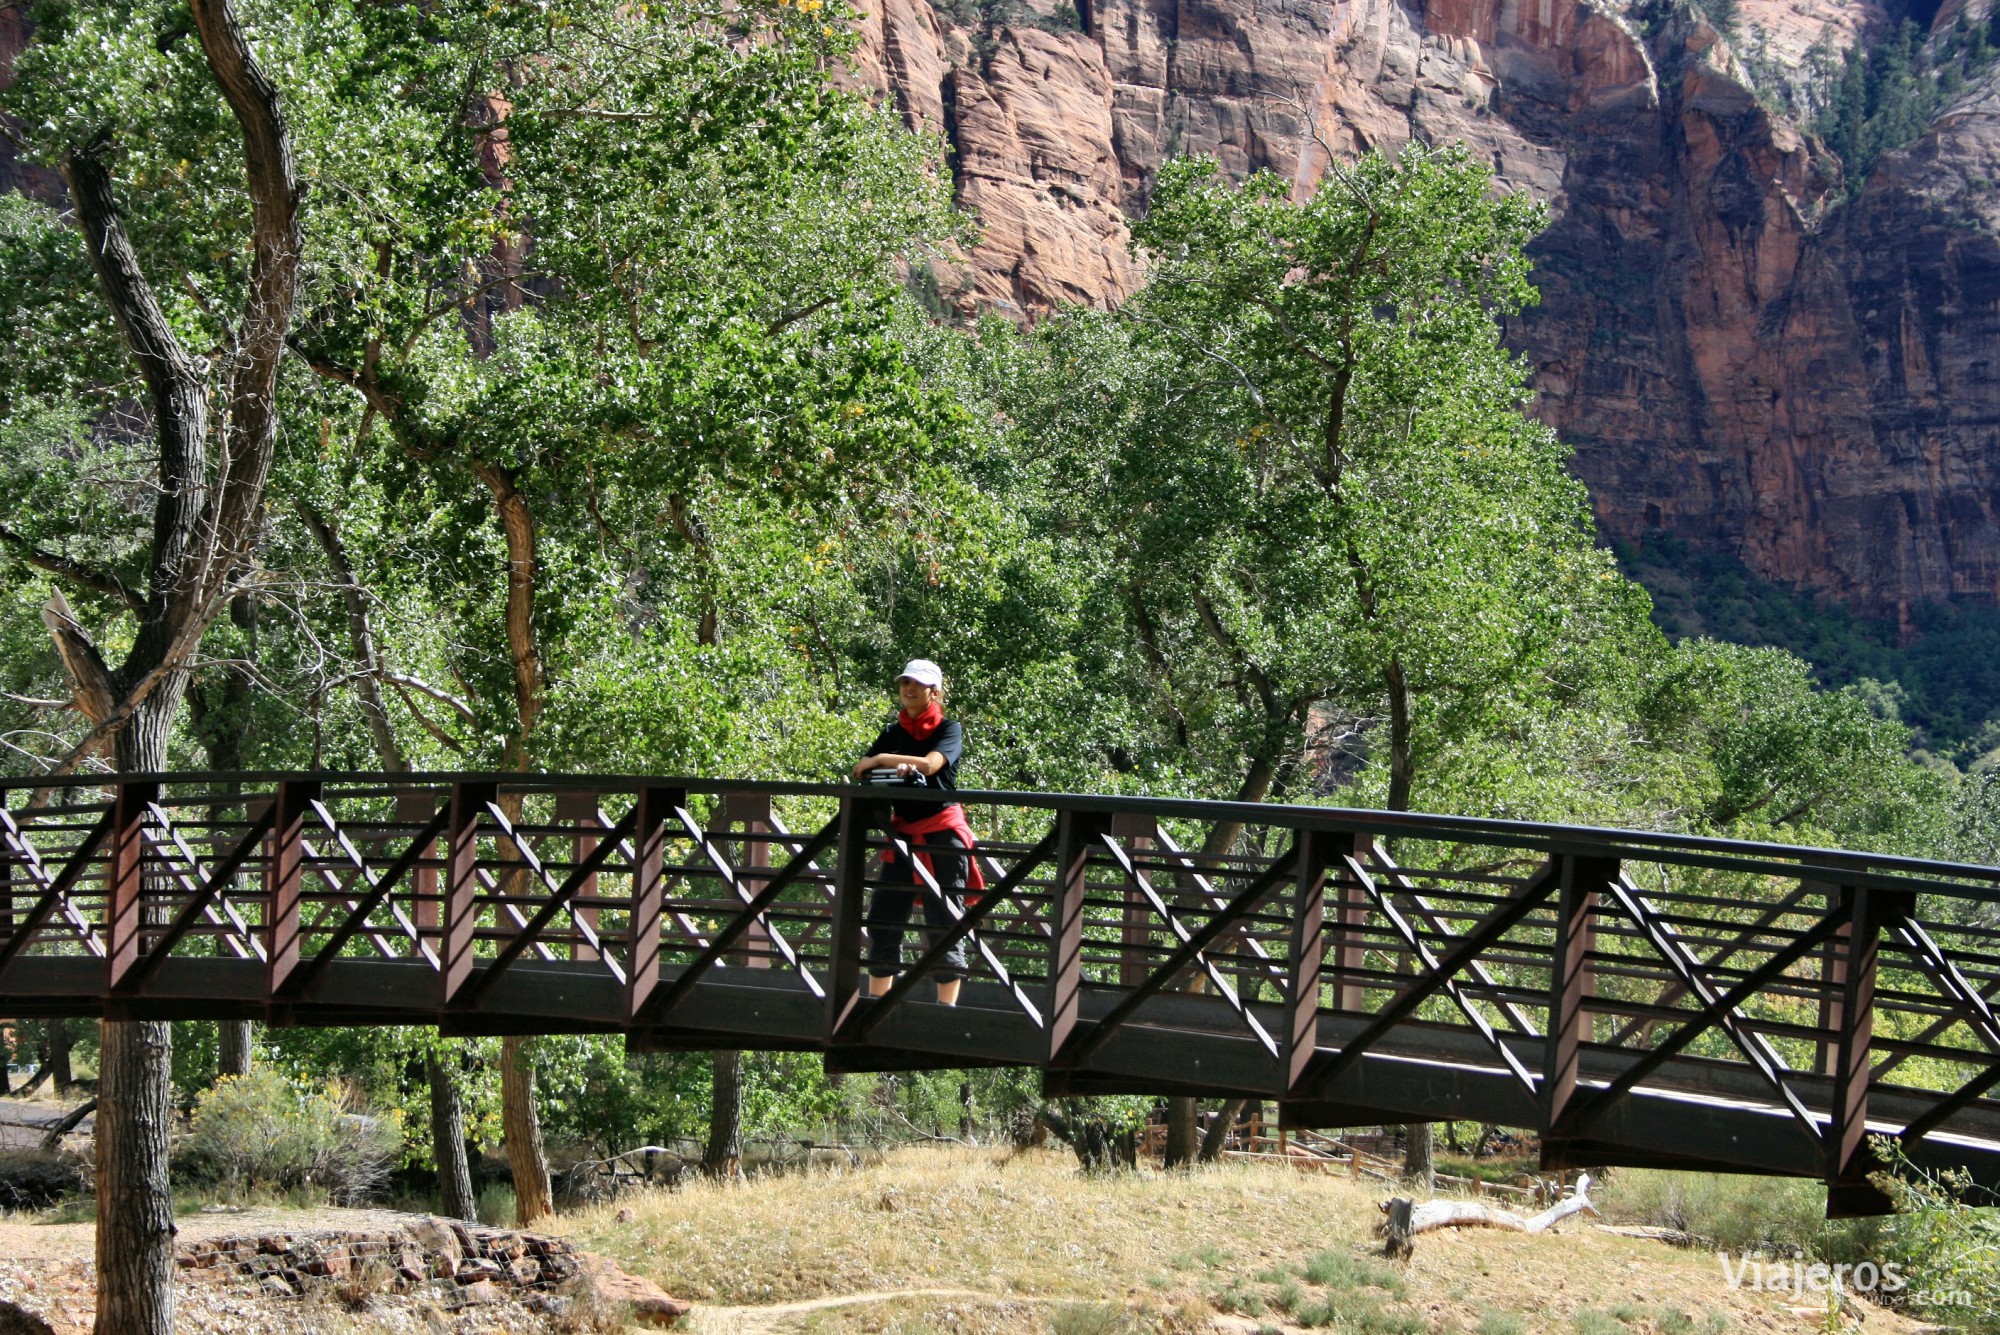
[855,0,2000,620]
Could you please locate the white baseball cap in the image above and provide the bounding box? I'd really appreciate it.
[897,658,944,688]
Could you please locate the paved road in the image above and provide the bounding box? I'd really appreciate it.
[0,1099,92,1150]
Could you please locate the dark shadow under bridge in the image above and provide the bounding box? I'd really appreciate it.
[4,773,1999,1215]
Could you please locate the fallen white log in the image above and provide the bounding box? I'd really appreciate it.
[1380,1173,1598,1257]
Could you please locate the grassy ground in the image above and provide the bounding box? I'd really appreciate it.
[550,1147,1910,1335]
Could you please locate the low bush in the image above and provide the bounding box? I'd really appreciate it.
[1600,1169,1842,1253]
[181,1069,398,1204]
[0,1149,87,1211]
[1871,1147,2000,1332]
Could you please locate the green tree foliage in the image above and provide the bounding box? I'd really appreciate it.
[1814,13,2000,190]
[955,145,1648,821]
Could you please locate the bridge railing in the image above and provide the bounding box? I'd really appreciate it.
[3,772,1999,1208]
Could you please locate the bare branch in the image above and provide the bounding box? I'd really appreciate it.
[387,676,468,755]
[0,524,144,612]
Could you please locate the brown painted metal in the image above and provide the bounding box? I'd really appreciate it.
[1327,832,1371,1013]
[264,782,320,995]
[1303,858,1561,1099]
[621,786,677,1021]
[641,815,838,1025]
[4,772,2000,1207]
[841,824,1057,1044]
[1824,884,1896,1215]
[1542,854,1613,1155]
[1281,829,1328,1097]
[1045,808,1109,1061]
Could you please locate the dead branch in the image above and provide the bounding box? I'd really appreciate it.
[1379,1172,1597,1258]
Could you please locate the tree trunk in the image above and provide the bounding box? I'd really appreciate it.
[49,1019,72,1094]
[500,1035,552,1226]
[93,1020,175,1335]
[94,694,183,1335]
[1403,1123,1435,1191]
[1199,1097,1247,1163]
[1162,1096,1198,1168]
[1385,658,1414,813]
[702,1050,743,1177]
[217,1022,252,1079]
[427,1052,476,1223]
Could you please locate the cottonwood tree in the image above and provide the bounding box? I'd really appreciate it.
[275,0,959,1217]
[968,144,1630,1176]
[0,0,304,1325]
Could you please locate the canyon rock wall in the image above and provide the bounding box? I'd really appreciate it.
[855,0,2000,619]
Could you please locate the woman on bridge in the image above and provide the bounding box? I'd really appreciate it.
[851,659,986,1006]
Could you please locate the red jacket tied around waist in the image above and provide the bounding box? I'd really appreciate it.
[884,805,988,896]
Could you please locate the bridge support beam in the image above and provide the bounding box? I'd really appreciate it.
[1281,830,1330,1097]
[1047,809,1110,1060]
[1825,883,1890,1216]
[1541,854,1612,1169]
[103,779,162,992]
[622,787,678,1021]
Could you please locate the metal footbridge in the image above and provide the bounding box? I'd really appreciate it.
[3,773,1998,1214]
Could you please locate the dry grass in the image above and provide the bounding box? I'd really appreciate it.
[551,1148,1926,1335]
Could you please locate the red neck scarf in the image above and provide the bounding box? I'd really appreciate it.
[899,703,944,741]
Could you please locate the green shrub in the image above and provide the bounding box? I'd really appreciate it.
[1478,1312,1526,1335]
[1872,1146,2000,1333]
[477,1181,517,1228]
[182,1069,397,1204]
[1601,1169,1834,1253]
[1302,1249,1406,1295]
[1049,1303,1126,1335]
[1574,1312,1625,1335]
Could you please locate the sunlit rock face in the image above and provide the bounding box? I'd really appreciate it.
[854,0,2000,619]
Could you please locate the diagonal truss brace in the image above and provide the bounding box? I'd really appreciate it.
[143,804,264,962]
[281,808,451,997]
[459,804,642,1002]
[1889,915,2000,1146]
[880,829,1046,1029]
[592,807,711,950]
[1608,878,1819,1048]
[1088,839,1288,1055]
[113,805,278,989]
[481,802,622,981]
[1568,872,1836,1145]
[636,816,842,1024]
[301,808,426,960]
[1342,853,1540,1099]
[0,808,113,971]
[1146,825,1287,987]
[1305,858,1560,1098]
[1366,840,1539,1039]
[1058,842,1295,1066]
[675,806,822,999]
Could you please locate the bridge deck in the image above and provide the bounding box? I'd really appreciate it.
[4,773,1998,1214]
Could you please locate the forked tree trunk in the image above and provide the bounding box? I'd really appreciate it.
[702,1050,743,1176]
[428,1052,477,1222]
[1199,1097,1247,1163]
[500,1035,552,1226]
